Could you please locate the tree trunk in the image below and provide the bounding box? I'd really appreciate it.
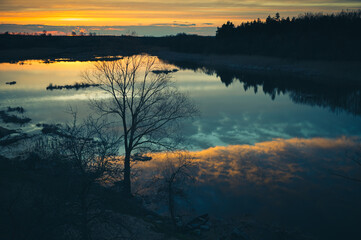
[123,152,131,197]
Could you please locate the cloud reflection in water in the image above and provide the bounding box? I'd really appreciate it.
[136,137,361,239]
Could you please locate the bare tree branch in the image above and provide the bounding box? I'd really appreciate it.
[83,54,198,196]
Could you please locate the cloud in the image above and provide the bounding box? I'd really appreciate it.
[1,1,360,27]
[136,136,361,188]
[151,22,197,27]
[132,136,361,221]
[173,23,196,27]
[104,27,126,31]
[133,137,361,231]
[71,26,88,33]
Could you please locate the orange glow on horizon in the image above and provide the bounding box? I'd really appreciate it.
[1,10,228,26]
[1,1,360,28]
[0,8,275,27]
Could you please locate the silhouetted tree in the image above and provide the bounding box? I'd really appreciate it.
[275,12,280,21]
[56,113,120,240]
[153,153,195,228]
[216,21,236,38]
[83,55,198,196]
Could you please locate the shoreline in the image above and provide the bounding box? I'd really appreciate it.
[152,50,361,85]
[1,47,361,85]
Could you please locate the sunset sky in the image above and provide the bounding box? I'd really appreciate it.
[1,0,360,36]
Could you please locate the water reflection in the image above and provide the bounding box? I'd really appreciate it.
[159,57,361,116]
[1,58,361,239]
[136,137,361,239]
[141,137,361,186]
[1,58,361,149]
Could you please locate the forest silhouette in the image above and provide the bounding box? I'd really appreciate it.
[1,10,361,61]
[215,10,361,60]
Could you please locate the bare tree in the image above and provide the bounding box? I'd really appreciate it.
[83,55,198,196]
[153,153,195,228]
[332,150,361,183]
[58,113,120,240]
[59,112,120,179]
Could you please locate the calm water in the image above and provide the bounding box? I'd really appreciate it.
[1,57,361,239]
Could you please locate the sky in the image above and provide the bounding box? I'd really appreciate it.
[1,0,361,36]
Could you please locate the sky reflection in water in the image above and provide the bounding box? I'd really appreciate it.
[136,137,361,239]
[1,58,361,239]
[1,59,361,146]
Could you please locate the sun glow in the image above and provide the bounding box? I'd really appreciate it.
[60,18,93,22]
[1,1,360,28]
[0,9,227,26]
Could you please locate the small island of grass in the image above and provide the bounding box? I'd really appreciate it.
[46,82,100,90]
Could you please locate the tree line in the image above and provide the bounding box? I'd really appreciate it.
[1,10,360,61]
[215,10,361,60]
